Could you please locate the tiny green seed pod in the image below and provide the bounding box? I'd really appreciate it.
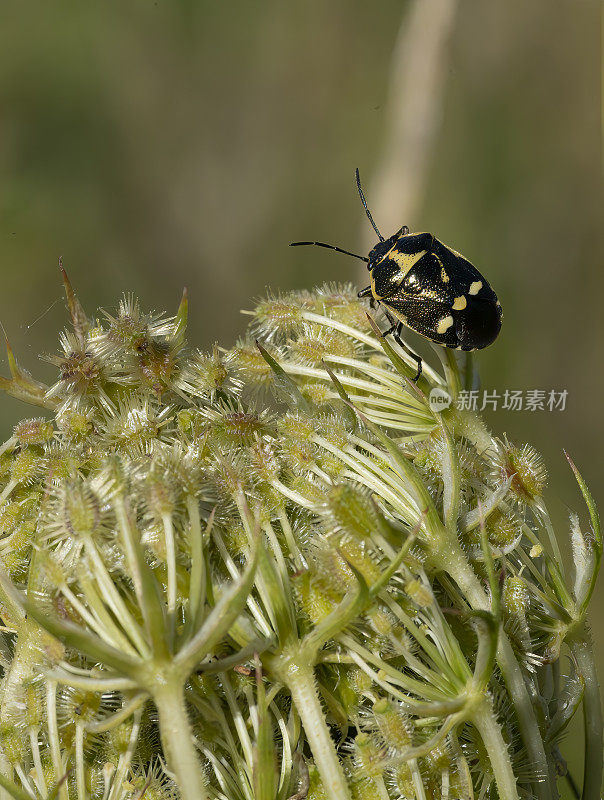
[14,418,54,446]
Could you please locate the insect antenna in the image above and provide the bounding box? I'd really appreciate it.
[289,241,369,263]
[355,168,384,242]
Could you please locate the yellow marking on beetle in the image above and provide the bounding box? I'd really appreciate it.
[431,251,449,284]
[370,269,399,301]
[436,315,454,334]
[388,248,427,278]
[469,280,482,295]
[369,271,381,300]
[452,295,467,310]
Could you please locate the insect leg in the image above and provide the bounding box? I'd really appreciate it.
[357,285,376,309]
[381,311,423,381]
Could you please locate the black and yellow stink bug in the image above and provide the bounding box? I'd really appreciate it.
[291,169,502,380]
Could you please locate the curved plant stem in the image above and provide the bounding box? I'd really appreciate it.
[472,702,519,800]
[570,633,603,800]
[441,547,556,800]
[153,681,208,800]
[185,495,205,636]
[75,722,86,800]
[162,511,178,643]
[496,634,557,800]
[46,681,69,800]
[0,774,33,800]
[286,664,352,800]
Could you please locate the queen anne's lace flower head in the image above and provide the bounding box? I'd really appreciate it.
[0,274,599,800]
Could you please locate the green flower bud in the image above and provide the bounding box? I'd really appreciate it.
[372,698,412,751]
[494,437,547,504]
[14,418,54,446]
[63,482,100,536]
[9,447,45,485]
[503,575,530,616]
[290,327,356,365]
[325,484,379,541]
[0,724,25,765]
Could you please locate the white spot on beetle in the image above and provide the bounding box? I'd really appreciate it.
[469,280,482,295]
[436,315,454,334]
[452,295,467,310]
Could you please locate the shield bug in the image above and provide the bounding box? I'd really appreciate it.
[290,169,502,380]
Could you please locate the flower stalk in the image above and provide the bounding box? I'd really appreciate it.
[153,679,208,800]
[284,661,351,800]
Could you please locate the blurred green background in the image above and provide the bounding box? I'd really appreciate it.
[0,1,601,792]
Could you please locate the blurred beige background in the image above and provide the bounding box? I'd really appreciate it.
[0,1,601,793]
